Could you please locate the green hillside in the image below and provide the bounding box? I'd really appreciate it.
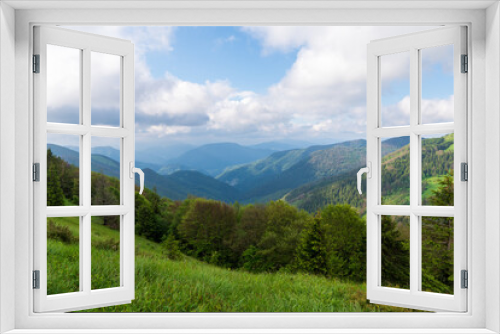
[286,134,454,213]
[219,138,408,204]
[47,146,453,311]
[172,143,275,176]
[47,216,414,313]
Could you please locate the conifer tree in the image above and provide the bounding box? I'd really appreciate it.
[295,215,327,275]
[47,150,65,206]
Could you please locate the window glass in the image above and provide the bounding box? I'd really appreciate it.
[381,215,410,289]
[47,217,80,295]
[91,137,121,206]
[381,136,410,205]
[421,45,454,124]
[421,216,454,294]
[381,52,410,127]
[91,52,121,127]
[91,216,121,290]
[47,134,80,206]
[421,133,454,206]
[47,44,81,124]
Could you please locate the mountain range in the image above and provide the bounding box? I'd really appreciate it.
[47,137,410,204]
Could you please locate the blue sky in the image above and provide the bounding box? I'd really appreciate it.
[147,27,296,94]
[48,26,454,151]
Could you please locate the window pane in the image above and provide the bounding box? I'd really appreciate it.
[380,51,410,127]
[47,217,80,295]
[47,133,80,206]
[91,137,121,206]
[421,45,454,124]
[381,215,410,289]
[91,216,120,290]
[421,133,454,206]
[91,52,121,127]
[421,216,454,294]
[381,136,410,205]
[47,44,80,124]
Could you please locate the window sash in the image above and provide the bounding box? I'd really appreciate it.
[33,26,136,313]
[366,26,468,312]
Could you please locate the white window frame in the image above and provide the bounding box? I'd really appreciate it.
[366,26,468,312]
[33,26,136,313]
[1,1,499,333]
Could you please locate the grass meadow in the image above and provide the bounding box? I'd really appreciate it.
[47,217,415,313]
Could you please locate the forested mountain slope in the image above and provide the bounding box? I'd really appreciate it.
[285,134,454,213]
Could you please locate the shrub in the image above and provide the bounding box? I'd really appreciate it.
[47,219,78,244]
[162,234,182,260]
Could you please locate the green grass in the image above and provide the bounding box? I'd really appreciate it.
[47,218,417,313]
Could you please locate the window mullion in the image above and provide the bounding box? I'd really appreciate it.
[82,48,91,294]
[409,47,420,294]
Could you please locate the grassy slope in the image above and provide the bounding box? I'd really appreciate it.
[48,217,415,313]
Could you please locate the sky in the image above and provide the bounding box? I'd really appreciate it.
[47,26,455,150]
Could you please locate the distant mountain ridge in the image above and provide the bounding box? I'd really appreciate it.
[48,137,410,205]
[169,143,275,176]
[217,137,409,203]
[285,135,451,213]
[48,144,241,202]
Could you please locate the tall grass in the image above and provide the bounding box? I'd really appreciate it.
[47,218,416,313]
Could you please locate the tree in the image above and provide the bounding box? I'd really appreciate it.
[231,204,267,258]
[256,201,310,271]
[381,215,410,288]
[295,215,327,275]
[421,170,454,294]
[47,150,65,206]
[162,234,182,260]
[178,198,238,266]
[321,204,366,281]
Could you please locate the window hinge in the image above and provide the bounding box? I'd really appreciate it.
[461,54,468,73]
[33,270,40,289]
[33,54,40,73]
[461,162,468,182]
[33,163,40,182]
[461,270,468,289]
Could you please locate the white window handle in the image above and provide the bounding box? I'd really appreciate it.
[357,162,371,195]
[129,162,145,195]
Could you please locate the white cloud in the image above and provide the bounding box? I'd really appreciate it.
[421,95,454,124]
[52,26,454,145]
[147,124,191,137]
[381,95,454,127]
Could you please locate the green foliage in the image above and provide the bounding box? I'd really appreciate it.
[287,134,454,213]
[295,216,327,275]
[178,198,238,266]
[421,171,454,294]
[381,216,410,289]
[230,204,268,263]
[47,219,78,244]
[162,234,182,260]
[46,218,415,312]
[321,205,366,281]
[47,149,66,206]
[255,201,310,271]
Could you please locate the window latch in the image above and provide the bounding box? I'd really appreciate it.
[129,162,145,195]
[357,162,371,195]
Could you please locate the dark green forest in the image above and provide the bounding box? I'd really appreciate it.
[47,140,455,295]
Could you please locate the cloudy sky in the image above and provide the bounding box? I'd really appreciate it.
[48,26,454,150]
